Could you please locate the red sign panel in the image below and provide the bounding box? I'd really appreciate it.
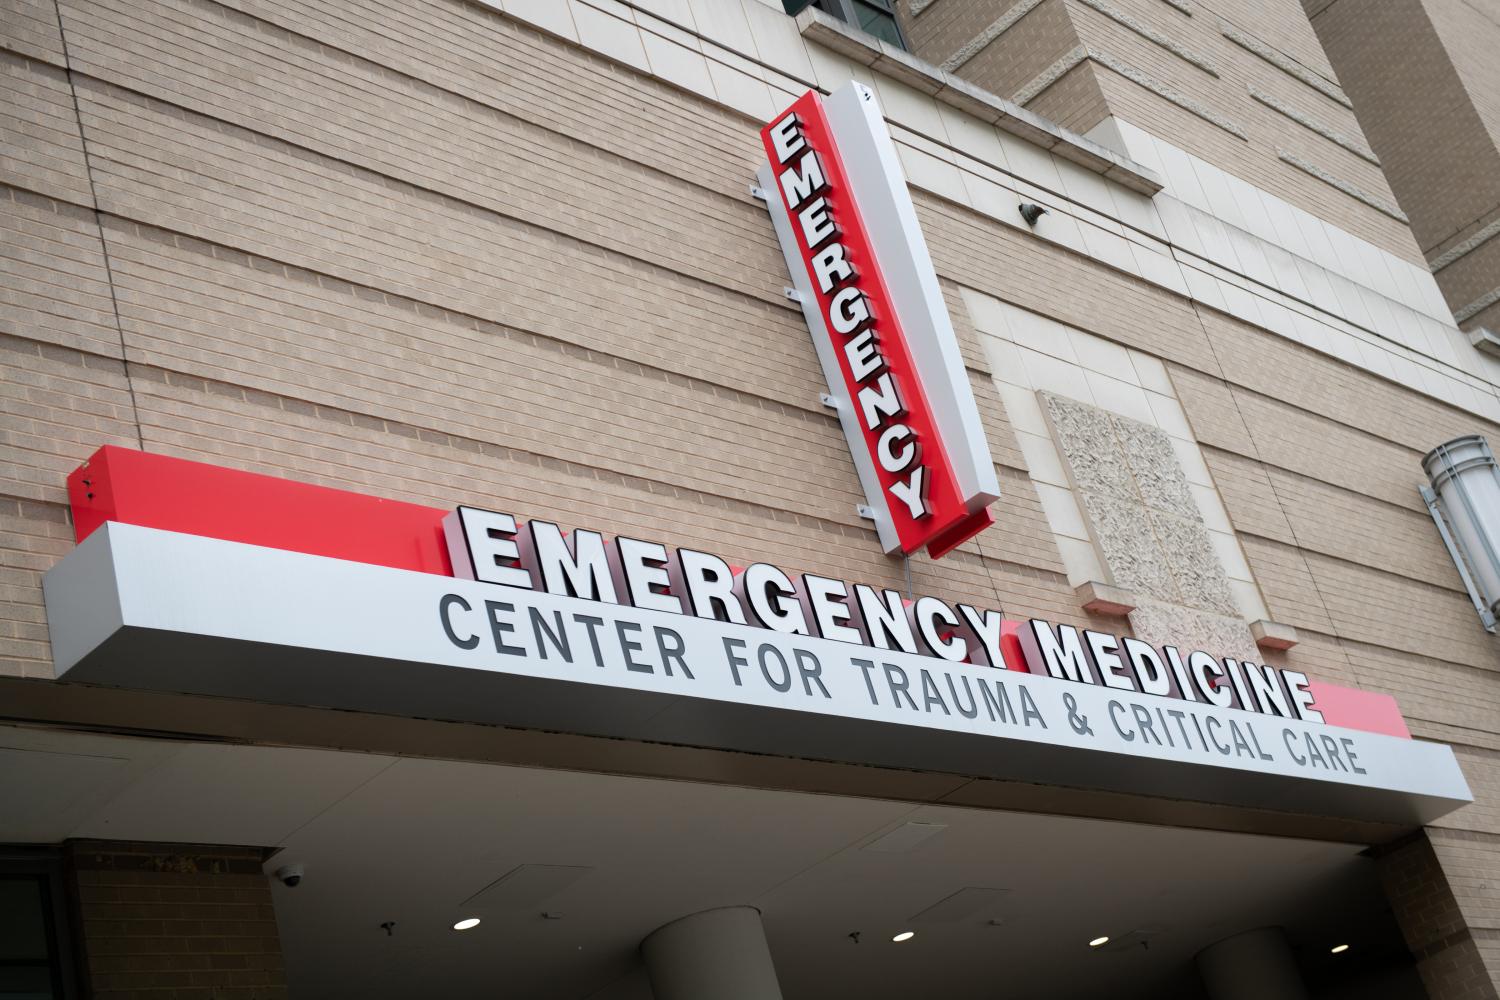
[760,91,990,558]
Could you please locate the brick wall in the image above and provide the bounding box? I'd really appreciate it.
[2,0,1499,993]
[1307,0,1500,330]
[1379,832,1500,1000]
[65,840,286,999]
[898,0,1420,260]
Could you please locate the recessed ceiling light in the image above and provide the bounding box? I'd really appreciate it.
[1331,944,1349,954]
[892,931,915,943]
[453,918,481,931]
[1089,936,1110,947]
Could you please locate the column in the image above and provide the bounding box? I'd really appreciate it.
[1196,927,1309,1000]
[641,906,784,1000]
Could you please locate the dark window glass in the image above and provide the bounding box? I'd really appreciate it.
[853,0,904,47]
[0,877,62,1000]
[784,0,908,51]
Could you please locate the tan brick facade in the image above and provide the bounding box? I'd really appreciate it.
[900,0,1420,258]
[65,841,286,999]
[1307,0,1500,332]
[1380,832,1500,1000]
[3,0,1500,994]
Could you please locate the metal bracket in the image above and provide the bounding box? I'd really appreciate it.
[783,287,804,303]
[1421,484,1497,632]
[855,505,877,521]
[819,393,840,410]
[749,184,769,201]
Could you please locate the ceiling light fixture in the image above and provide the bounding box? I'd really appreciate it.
[1089,936,1110,947]
[453,918,481,931]
[1330,944,1349,954]
[892,931,915,943]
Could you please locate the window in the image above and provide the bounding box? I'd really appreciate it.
[785,0,909,51]
[0,859,78,1000]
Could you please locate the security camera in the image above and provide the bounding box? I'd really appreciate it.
[274,864,304,888]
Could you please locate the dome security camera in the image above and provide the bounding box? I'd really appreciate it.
[274,863,305,888]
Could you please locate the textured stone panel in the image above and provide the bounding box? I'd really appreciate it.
[1111,413,1200,520]
[1041,391,1138,501]
[1076,488,1180,602]
[1127,599,1260,663]
[1148,509,1239,617]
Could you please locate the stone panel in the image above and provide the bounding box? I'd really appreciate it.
[1114,413,1199,519]
[1042,391,1138,502]
[1148,508,1238,616]
[1127,598,1261,663]
[1077,487,1180,600]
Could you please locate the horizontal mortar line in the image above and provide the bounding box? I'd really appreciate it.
[1,177,1008,415]
[1187,356,1477,466]
[1087,49,1247,139]
[1413,728,1500,761]
[1235,531,1484,629]
[1217,19,1350,109]
[1012,45,1089,106]
[1232,524,1470,602]
[1429,215,1500,272]
[6,348,1038,583]
[56,66,1001,391]
[1454,284,1500,325]
[65,68,794,311]
[0,40,68,72]
[78,206,845,425]
[0,438,1053,597]
[124,358,1053,572]
[0,491,74,524]
[942,0,1047,71]
[41,358,1067,582]
[2,194,1019,516]
[1246,86,1378,165]
[1199,441,1445,527]
[1175,254,1487,395]
[77,7,1422,406]
[34,146,1462,516]
[87,205,1000,429]
[185,0,1134,278]
[1072,0,1220,76]
[1276,149,1407,223]
[1274,624,1500,706]
[3,315,865,508]
[1420,829,1500,854]
[1193,416,1428,508]
[132,362,884,541]
[1408,722,1500,756]
[78,0,765,232]
[1402,729,1500,763]
[0,178,102,221]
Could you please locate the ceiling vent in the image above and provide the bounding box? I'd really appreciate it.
[461,864,593,912]
[907,887,1008,924]
[863,822,947,853]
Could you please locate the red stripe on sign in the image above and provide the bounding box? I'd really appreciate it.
[67,446,451,575]
[64,447,1410,740]
[761,91,970,558]
[1305,681,1411,739]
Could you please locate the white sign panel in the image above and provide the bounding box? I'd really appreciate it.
[44,523,1472,826]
